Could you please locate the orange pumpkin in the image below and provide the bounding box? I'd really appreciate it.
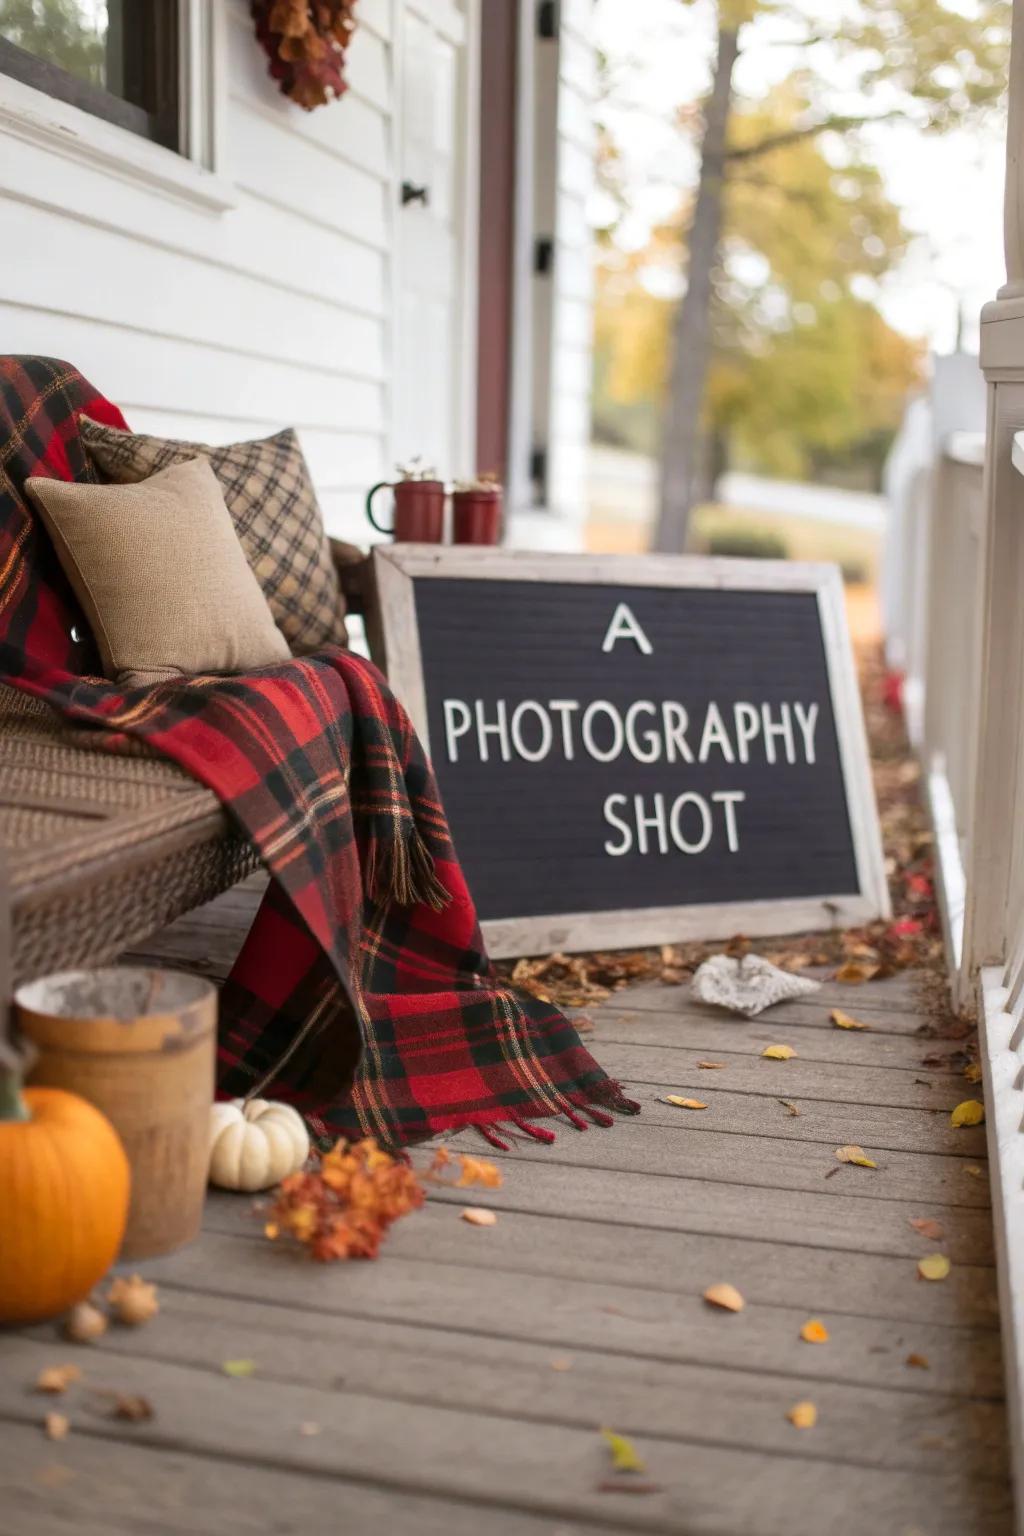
[1,1064,130,1323]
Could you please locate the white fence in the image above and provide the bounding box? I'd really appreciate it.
[884,334,1024,1525]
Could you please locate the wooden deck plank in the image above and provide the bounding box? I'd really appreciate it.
[617,987,938,1035]
[443,1119,991,1207]
[20,1289,1009,1477]
[122,1229,1005,1398]
[592,1003,972,1072]
[0,1340,1011,1536]
[200,1196,1002,1326]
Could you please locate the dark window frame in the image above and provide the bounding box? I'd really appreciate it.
[0,3,181,152]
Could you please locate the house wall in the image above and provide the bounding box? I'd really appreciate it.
[0,0,596,549]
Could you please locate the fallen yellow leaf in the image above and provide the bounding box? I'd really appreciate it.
[951,1099,985,1128]
[663,1096,708,1110]
[222,1360,256,1378]
[44,1412,70,1441]
[787,1400,817,1429]
[461,1207,497,1226]
[697,1061,726,1070]
[965,1165,983,1178]
[830,1009,871,1031]
[761,1044,796,1060]
[601,1427,646,1473]
[964,1062,982,1084]
[918,1253,951,1281]
[800,1319,829,1344]
[550,1357,573,1372]
[35,1365,82,1395]
[834,961,879,984]
[703,1282,744,1312]
[835,1144,877,1169]
[906,1353,930,1369]
[909,1217,944,1241]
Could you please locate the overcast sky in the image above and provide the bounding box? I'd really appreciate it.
[593,0,1008,354]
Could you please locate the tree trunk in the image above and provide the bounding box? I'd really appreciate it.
[653,22,739,554]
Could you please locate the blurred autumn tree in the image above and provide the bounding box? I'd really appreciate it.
[595,79,926,489]
[600,0,1011,549]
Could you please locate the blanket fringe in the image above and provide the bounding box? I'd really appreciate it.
[365,828,450,912]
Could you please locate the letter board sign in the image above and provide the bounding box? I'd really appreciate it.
[371,548,888,959]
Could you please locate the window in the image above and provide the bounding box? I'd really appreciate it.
[0,0,181,150]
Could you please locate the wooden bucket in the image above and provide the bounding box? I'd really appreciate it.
[15,968,216,1260]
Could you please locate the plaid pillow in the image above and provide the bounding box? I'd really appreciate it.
[79,417,347,653]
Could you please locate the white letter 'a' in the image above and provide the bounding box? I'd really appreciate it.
[601,602,653,655]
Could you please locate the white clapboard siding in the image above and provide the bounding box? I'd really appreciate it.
[546,0,595,525]
[0,0,397,544]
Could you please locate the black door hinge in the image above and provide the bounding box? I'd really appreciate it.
[538,0,560,39]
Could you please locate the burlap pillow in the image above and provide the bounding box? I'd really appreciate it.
[25,458,292,687]
[79,417,347,653]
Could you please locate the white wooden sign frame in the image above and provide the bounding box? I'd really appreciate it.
[371,545,890,959]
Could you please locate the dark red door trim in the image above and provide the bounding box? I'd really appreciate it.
[475,1,519,481]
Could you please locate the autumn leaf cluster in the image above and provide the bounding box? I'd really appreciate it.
[266,1139,501,1261]
[251,0,357,110]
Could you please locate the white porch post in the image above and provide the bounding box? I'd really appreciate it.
[961,0,1024,982]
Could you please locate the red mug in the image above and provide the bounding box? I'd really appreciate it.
[366,478,445,542]
[452,486,502,545]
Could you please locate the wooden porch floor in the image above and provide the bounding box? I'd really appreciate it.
[1,877,1013,1535]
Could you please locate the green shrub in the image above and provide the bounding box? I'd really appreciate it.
[705,527,790,561]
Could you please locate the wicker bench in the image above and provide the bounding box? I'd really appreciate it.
[0,549,372,1001]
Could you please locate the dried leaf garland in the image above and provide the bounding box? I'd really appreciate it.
[251,0,358,111]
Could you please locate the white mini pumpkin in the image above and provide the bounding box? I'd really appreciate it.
[208,1098,310,1192]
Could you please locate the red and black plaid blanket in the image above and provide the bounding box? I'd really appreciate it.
[0,356,638,1146]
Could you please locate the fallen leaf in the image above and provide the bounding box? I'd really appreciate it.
[918,1253,951,1281]
[831,1009,871,1031]
[550,1357,573,1372]
[697,1061,726,1070]
[909,1217,945,1241]
[460,1207,497,1226]
[906,1353,930,1369]
[63,1302,107,1344]
[35,1365,82,1395]
[663,1096,708,1110]
[951,1099,985,1128]
[109,1394,154,1422]
[778,1099,801,1117]
[601,1427,646,1474]
[107,1275,159,1326]
[800,1319,830,1344]
[964,1062,982,1084]
[299,1421,321,1436]
[787,1400,818,1429]
[834,961,879,984]
[34,1464,75,1488]
[703,1282,744,1312]
[43,1412,69,1441]
[222,1359,256,1378]
[762,1044,796,1060]
[835,1144,877,1168]
[965,1165,983,1178]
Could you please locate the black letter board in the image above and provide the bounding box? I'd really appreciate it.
[371,548,888,958]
